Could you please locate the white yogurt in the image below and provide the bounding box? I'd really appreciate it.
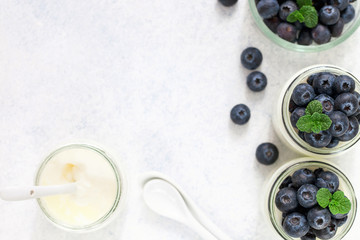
[37,145,120,228]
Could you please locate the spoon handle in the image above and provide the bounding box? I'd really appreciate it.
[186,215,219,240]
[0,183,77,201]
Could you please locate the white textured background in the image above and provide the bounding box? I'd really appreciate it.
[0,0,359,239]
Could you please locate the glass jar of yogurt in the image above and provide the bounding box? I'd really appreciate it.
[273,65,360,157]
[35,144,127,232]
[265,157,357,240]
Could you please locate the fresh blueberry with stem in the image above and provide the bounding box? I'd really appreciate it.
[256,142,279,165]
[298,29,313,46]
[334,93,359,116]
[257,0,280,19]
[263,16,281,33]
[304,130,332,148]
[241,47,263,70]
[300,228,316,240]
[291,83,316,106]
[328,111,349,137]
[342,5,355,24]
[297,184,318,208]
[218,0,238,7]
[314,94,335,114]
[311,24,332,44]
[315,171,339,193]
[314,219,338,239]
[307,206,331,230]
[312,72,336,96]
[319,5,341,25]
[327,137,340,148]
[277,23,297,42]
[283,212,310,238]
[276,187,299,212]
[291,107,306,127]
[230,104,251,125]
[247,71,267,92]
[330,17,345,37]
[279,1,298,21]
[338,116,359,141]
[336,215,348,227]
[334,75,355,94]
[292,168,316,188]
[330,0,349,11]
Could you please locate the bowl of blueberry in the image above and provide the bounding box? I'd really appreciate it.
[266,157,357,239]
[273,65,360,157]
[249,0,360,52]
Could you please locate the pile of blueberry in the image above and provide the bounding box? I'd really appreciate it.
[276,168,349,239]
[290,72,360,148]
[256,0,357,45]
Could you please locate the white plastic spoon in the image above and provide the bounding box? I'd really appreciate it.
[143,179,219,240]
[0,183,77,201]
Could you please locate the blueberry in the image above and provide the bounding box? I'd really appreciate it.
[314,219,338,239]
[297,184,318,208]
[336,215,348,227]
[342,5,355,24]
[218,0,238,7]
[279,1,298,21]
[334,75,355,94]
[256,142,279,165]
[338,116,359,141]
[230,104,251,125]
[307,73,320,86]
[311,24,332,44]
[307,206,331,230]
[277,23,297,42]
[280,176,293,189]
[328,111,350,137]
[314,94,335,114]
[352,91,360,106]
[299,131,306,140]
[291,107,306,128]
[314,168,324,178]
[304,130,332,148]
[334,93,359,116]
[257,0,280,19]
[313,0,328,11]
[326,137,340,148]
[315,171,339,193]
[291,83,316,106]
[320,5,341,25]
[292,168,316,188]
[301,229,316,240]
[276,187,299,212]
[331,212,348,220]
[330,17,345,37]
[312,72,336,96]
[283,212,310,238]
[263,16,281,33]
[247,71,267,92]
[241,47,263,70]
[289,99,299,113]
[298,29,313,46]
[330,0,350,11]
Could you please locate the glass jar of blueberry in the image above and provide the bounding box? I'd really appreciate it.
[273,65,360,157]
[266,158,357,240]
[249,0,360,52]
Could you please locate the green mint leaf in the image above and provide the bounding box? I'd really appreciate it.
[300,6,318,28]
[305,100,323,115]
[316,188,332,208]
[296,115,313,133]
[287,10,305,23]
[297,0,312,7]
[310,112,332,133]
[332,191,345,201]
[329,191,351,215]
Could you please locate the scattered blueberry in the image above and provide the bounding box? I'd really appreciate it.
[342,4,355,23]
[256,142,279,165]
[307,206,331,230]
[314,219,338,239]
[328,111,350,137]
[291,107,306,127]
[264,16,281,33]
[304,130,332,148]
[334,93,359,116]
[230,104,251,125]
[277,23,297,42]
[315,171,339,193]
[292,168,316,188]
[218,0,238,7]
[257,0,280,19]
[326,138,340,148]
[334,75,355,94]
[320,6,341,25]
[330,0,350,11]
[247,71,267,92]
[312,72,336,96]
[291,83,316,106]
[241,47,263,70]
[283,212,310,238]
[300,228,316,240]
[330,17,345,37]
[336,215,348,227]
[314,94,335,114]
[279,1,298,21]
[298,29,313,46]
[338,116,359,141]
[297,184,318,208]
[311,24,332,44]
[276,187,299,212]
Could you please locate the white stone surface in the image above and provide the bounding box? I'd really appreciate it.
[0,0,359,239]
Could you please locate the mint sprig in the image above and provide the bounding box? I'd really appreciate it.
[316,188,352,215]
[287,1,318,28]
[296,100,332,134]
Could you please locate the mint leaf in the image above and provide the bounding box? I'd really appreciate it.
[300,6,318,28]
[287,10,305,23]
[332,191,345,201]
[310,112,332,133]
[296,115,313,133]
[305,100,323,115]
[317,188,332,208]
[297,0,312,7]
[329,191,351,215]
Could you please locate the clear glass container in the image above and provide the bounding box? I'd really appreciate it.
[35,143,127,232]
[265,157,357,240]
[249,0,360,52]
[273,64,360,158]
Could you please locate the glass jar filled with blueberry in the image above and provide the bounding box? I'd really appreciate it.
[266,158,357,240]
[273,65,360,157]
